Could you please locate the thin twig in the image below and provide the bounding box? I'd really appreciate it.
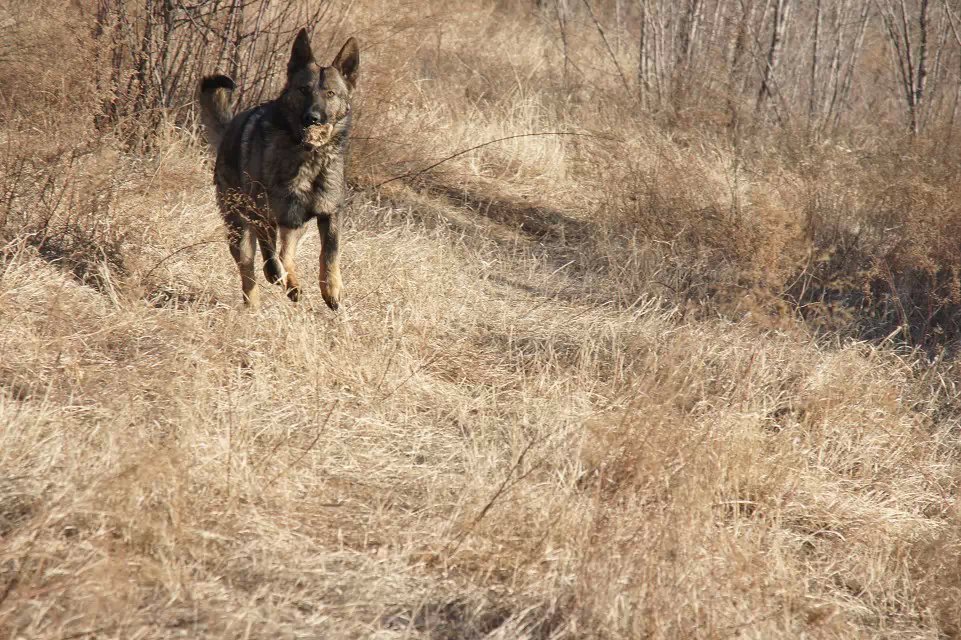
[265,400,339,487]
[377,350,445,402]
[445,437,540,557]
[371,131,609,190]
[581,0,632,98]
[141,239,224,281]
[56,626,119,640]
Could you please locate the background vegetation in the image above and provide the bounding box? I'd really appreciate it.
[4,0,961,637]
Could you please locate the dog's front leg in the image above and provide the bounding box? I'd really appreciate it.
[267,195,313,303]
[278,224,308,301]
[317,213,341,311]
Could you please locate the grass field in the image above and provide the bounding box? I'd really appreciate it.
[4,1,961,638]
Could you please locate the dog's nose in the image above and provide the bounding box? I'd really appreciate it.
[303,112,325,127]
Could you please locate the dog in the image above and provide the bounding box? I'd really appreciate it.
[199,29,359,310]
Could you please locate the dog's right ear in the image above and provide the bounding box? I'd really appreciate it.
[288,28,314,76]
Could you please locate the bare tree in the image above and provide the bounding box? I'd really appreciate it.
[808,0,822,130]
[878,0,931,136]
[825,0,871,132]
[553,0,571,83]
[755,0,792,118]
[545,0,957,138]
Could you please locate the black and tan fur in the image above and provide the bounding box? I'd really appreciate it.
[199,29,359,309]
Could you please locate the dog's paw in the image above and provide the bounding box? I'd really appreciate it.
[322,294,339,311]
[320,275,341,311]
[242,288,261,310]
[263,259,284,284]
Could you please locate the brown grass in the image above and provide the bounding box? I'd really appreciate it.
[3,1,961,638]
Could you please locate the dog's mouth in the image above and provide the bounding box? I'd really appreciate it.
[302,123,334,149]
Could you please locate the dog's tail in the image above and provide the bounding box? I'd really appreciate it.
[198,75,236,151]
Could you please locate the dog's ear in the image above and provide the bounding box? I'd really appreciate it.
[288,28,314,76]
[332,38,360,89]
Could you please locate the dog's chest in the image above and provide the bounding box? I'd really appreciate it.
[287,149,343,211]
[287,151,327,195]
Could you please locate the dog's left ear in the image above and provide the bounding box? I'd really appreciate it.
[288,28,315,76]
[332,38,360,90]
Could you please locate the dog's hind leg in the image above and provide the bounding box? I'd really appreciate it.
[278,225,308,302]
[317,215,342,311]
[227,219,260,308]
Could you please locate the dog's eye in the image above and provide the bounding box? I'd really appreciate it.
[299,86,311,96]
[326,90,336,98]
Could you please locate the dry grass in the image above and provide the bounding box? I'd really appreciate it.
[3,1,961,638]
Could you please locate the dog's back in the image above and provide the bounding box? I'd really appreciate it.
[211,103,276,197]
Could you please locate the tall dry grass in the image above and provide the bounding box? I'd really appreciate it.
[3,0,961,638]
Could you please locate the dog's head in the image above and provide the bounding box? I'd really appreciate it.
[280,29,359,150]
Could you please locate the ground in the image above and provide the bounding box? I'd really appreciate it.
[3,1,961,638]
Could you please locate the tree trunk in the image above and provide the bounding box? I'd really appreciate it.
[755,0,791,117]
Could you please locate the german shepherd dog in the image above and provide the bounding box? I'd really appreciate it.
[199,29,359,310]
